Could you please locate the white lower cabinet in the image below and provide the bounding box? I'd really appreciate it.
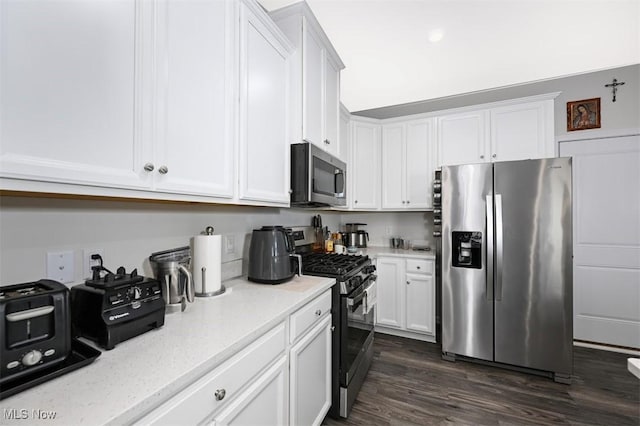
[212,356,289,426]
[375,256,435,341]
[289,315,332,426]
[136,288,333,426]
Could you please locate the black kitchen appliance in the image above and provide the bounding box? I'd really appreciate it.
[0,280,71,386]
[290,142,347,207]
[248,226,302,284]
[290,226,377,419]
[71,263,165,350]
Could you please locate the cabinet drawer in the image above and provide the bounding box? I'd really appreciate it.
[406,259,433,275]
[290,288,332,343]
[137,322,286,425]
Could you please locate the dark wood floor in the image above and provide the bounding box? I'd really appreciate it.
[324,333,640,425]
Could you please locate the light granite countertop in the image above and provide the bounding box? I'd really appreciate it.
[0,275,335,426]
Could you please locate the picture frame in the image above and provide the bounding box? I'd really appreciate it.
[567,98,601,131]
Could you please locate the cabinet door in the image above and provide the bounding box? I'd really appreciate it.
[490,101,552,162]
[437,111,488,166]
[381,124,406,209]
[338,107,351,162]
[302,21,324,147]
[0,0,149,189]
[375,257,404,328]
[405,119,433,209]
[153,0,234,197]
[323,57,340,157]
[405,273,435,335]
[289,315,332,426]
[213,357,288,426]
[351,121,381,210]
[238,4,291,205]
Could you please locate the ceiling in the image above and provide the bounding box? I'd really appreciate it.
[258,0,640,113]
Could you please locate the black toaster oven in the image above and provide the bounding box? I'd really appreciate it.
[0,280,71,385]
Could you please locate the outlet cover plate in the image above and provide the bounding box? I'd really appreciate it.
[46,250,74,283]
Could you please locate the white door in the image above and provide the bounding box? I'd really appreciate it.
[405,273,435,335]
[437,111,488,166]
[375,257,404,328]
[560,135,640,348]
[289,315,332,426]
[351,121,381,210]
[0,0,150,189]
[381,124,405,209]
[213,357,288,426]
[323,57,340,157]
[490,101,550,162]
[302,22,324,147]
[238,3,291,205]
[153,0,234,197]
[405,119,433,209]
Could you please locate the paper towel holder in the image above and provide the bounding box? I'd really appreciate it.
[194,225,226,298]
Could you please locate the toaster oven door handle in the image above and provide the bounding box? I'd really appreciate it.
[6,305,54,322]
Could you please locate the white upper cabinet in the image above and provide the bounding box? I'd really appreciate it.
[0,0,149,190]
[436,95,557,167]
[437,111,489,166]
[381,118,434,210]
[238,0,293,206]
[350,119,381,210]
[269,2,345,158]
[152,0,234,198]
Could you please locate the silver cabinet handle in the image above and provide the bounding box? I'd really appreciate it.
[144,163,154,172]
[214,389,226,401]
[315,309,321,316]
[158,165,168,174]
[433,231,441,237]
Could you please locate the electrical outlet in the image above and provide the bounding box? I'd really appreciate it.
[224,234,235,255]
[83,248,104,279]
[46,251,74,283]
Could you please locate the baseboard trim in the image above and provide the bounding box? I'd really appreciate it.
[574,339,640,355]
[374,326,436,343]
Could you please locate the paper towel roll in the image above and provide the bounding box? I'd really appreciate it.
[193,232,222,297]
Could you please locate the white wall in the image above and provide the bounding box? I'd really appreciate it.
[0,196,341,285]
[339,211,433,248]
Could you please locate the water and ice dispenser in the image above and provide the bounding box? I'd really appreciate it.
[451,232,482,269]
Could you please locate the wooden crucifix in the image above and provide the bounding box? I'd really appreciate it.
[604,78,625,102]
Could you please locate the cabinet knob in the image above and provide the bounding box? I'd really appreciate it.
[416,266,421,269]
[158,165,169,175]
[143,163,154,172]
[492,154,497,158]
[324,139,330,145]
[406,280,410,285]
[315,309,322,316]
[402,201,406,204]
[288,189,293,194]
[331,325,335,332]
[354,200,358,204]
[480,155,485,159]
[214,389,226,401]
[407,200,410,204]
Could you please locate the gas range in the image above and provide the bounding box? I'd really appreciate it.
[300,252,375,294]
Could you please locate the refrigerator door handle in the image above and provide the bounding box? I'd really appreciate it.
[485,194,494,301]
[495,193,504,301]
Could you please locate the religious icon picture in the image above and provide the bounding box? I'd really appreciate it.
[567,98,601,131]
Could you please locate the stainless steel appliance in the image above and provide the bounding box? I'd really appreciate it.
[344,223,369,248]
[433,158,573,383]
[71,263,165,350]
[1,280,71,385]
[150,247,194,313]
[248,226,302,284]
[291,142,346,207]
[290,226,377,418]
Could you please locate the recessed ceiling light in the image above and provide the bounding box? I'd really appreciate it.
[428,30,444,43]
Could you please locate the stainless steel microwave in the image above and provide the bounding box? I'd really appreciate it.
[290,142,346,207]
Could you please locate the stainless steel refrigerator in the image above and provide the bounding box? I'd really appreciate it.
[434,157,573,383]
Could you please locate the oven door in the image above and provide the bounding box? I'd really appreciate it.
[340,277,375,387]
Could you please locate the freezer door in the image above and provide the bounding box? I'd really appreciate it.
[493,158,573,376]
[441,162,494,361]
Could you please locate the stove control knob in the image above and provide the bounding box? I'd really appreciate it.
[22,350,43,367]
[133,287,142,300]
